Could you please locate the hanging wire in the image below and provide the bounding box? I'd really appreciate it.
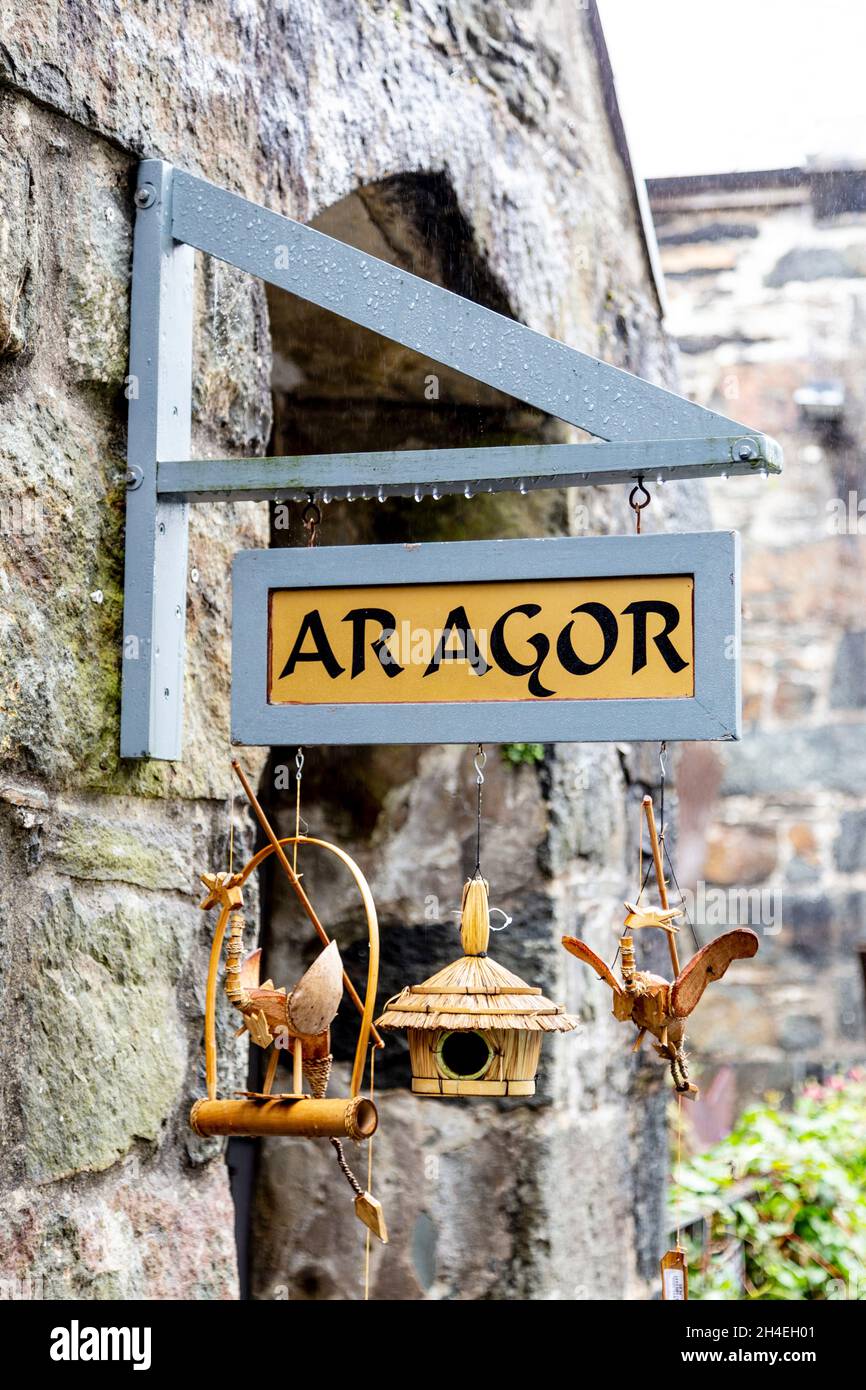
[364,1044,376,1301]
[473,743,486,875]
[665,839,701,953]
[657,739,701,953]
[608,800,656,973]
[293,747,304,876]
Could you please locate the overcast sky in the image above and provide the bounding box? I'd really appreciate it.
[597,0,866,179]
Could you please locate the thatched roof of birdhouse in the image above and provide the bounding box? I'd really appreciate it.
[375,877,578,1034]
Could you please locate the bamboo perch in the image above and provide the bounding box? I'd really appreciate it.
[190,1095,378,1141]
[232,759,384,1052]
[642,794,681,978]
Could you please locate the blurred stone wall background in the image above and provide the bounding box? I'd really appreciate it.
[650,167,866,1133]
[1,1,699,1300]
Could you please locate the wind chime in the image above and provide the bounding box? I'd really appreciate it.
[376,747,579,1094]
[561,762,760,1298]
[190,756,387,1244]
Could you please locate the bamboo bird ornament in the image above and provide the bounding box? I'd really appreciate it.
[199,870,343,1094]
[561,796,759,1097]
[191,760,389,1246]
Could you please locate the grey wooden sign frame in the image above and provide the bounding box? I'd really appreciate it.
[120,160,776,760]
[232,531,740,746]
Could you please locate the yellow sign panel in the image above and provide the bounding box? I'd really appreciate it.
[268,575,694,705]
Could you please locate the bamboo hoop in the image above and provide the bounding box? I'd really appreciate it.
[202,834,381,1103]
[233,760,384,1052]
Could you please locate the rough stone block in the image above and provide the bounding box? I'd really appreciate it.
[835,809,866,871]
[779,1013,824,1052]
[16,888,195,1181]
[830,630,866,709]
[703,822,778,885]
[48,810,193,892]
[782,893,834,966]
[0,150,33,357]
[722,725,866,796]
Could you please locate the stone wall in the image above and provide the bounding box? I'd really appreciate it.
[2,1,686,1300]
[649,169,866,1122]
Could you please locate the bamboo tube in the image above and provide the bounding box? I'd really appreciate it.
[189,1095,378,1141]
[232,760,384,1056]
[642,795,680,977]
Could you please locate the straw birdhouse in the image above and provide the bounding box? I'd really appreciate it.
[376,877,578,1096]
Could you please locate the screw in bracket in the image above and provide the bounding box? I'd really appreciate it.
[134,184,156,209]
[732,437,759,464]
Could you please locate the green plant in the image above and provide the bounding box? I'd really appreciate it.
[670,1071,866,1299]
[501,742,545,767]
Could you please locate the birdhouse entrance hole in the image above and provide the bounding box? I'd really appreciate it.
[435,1029,494,1081]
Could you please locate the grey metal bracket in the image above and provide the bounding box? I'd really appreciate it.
[122,160,781,759]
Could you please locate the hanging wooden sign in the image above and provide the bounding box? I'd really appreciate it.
[231,532,740,746]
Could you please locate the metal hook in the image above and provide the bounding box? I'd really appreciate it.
[302,500,321,547]
[629,478,651,534]
[295,747,305,780]
[473,743,486,874]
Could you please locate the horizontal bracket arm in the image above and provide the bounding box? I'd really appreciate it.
[157,435,781,504]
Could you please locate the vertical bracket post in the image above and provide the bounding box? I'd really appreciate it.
[120,161,194,759]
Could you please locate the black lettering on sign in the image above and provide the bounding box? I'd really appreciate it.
[424,606,490,677]
[342,607,403,678]
[557,602,618,675]
[489,604,556,698]
[277,609,345,679]
[622,600,689,675]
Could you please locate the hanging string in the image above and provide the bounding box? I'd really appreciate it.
[657,739,702,953]
[664,839,702,953]
[675,1090,684,1250]
[638,799,643,901]
[293,747,304,876]
[363,1044,376,1302]
[473,744,486,875]
[228,770,235,875]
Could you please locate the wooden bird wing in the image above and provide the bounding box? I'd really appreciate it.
[286,939,344,1036]
[561,937,623,995]
[670,929,759,1019]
